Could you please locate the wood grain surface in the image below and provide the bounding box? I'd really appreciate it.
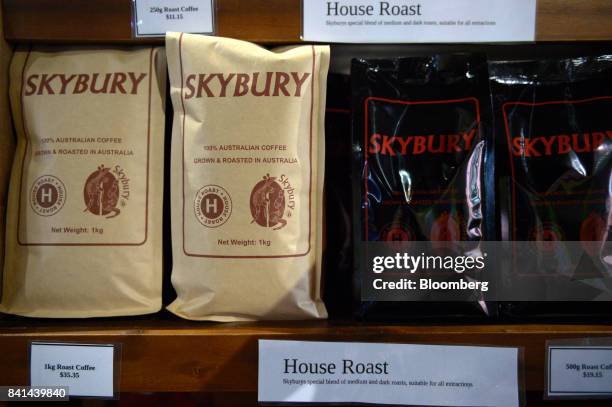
[3,0,612,43]
[2,316,612,392]
[2,0,612,398]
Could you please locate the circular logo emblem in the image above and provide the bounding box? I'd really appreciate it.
[249,174,288,230]
[30,175,66,216]
[83,165,124,218]
[195,185,232,227]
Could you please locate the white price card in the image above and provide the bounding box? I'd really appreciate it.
[548,346,612,397]
[133,0,215,37]
[302,0,536,43]
[30,342,116,398]
[259,340,520,407]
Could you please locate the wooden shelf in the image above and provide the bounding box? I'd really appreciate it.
[3,0,612,43]
[2,0,300,44]
[1,1,612,402]
[1,316,612,393]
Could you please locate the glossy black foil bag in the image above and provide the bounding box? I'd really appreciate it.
[491,56,612,320]
[352,55,495,320]
[323,73,353,317]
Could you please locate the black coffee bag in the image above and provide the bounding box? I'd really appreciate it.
[491,56,612,320]
[352,54,495,320]
[324,73,354,317]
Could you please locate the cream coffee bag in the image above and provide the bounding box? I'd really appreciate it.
[1,47,166,317]
[166,33,328,321]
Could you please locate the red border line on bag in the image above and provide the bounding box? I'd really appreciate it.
[17,47,154,246]
[501,95,612,242]
[180,35,315,258]
[363,96,481,240]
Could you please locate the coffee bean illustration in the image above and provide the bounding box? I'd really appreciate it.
[250,174,287,230]
[83,165,121,218]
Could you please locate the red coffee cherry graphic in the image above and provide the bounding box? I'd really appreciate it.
[83,165,121,218]
[380,223,413,250]
[529,223,563,254]
[381,225,413,242]
[431,212,460,241]
[580,212,607,256]
[250,174,287,230]
[30,175,66,216]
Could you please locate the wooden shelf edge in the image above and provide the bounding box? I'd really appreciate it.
[4,0,612,43]
[2,320,612,335]
[1,319,612,392]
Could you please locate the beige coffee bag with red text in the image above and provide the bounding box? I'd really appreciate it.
[1,46,166,317]
[166,33,328,321]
